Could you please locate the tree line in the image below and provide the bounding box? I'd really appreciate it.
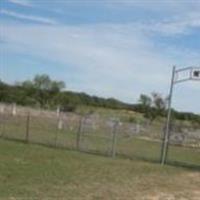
[0,74,199,124]
[136,93,200,124]
[0,74,129,111]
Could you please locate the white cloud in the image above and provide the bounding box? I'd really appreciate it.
[1,23,199,112]
[0,0,199,112]
[107,0,200,13]
[0,9,57,25]
[0,24,170,77]
[103,0,200,36]
[8,0,32,7]
[151,12,200,35]
[129,11,200,36]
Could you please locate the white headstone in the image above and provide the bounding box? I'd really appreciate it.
[12,103,17,116]
[0,105,5,114]
[58,119,63,130]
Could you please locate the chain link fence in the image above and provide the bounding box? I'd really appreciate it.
[0,103,199,168]
[166,120,200,167]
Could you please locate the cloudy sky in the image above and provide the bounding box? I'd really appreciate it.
[0,0,200,113]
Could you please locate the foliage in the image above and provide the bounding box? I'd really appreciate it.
[0,75,199,124]
[137,92,167,123]
[0,76,129,110]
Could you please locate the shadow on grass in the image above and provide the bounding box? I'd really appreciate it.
[0,136,112,157]
[117,153,200,171]
[165,160,200,171]
[1,136,199,171]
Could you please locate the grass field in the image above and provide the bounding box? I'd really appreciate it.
[0,139,200,200]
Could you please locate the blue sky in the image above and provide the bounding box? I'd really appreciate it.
[0,0,200,113]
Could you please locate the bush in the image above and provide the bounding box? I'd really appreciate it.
[129,116,137,123]
[60,104,76,112]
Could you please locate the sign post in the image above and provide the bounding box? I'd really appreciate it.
[161,66,200,165]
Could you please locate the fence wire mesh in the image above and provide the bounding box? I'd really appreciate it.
[167,120,200,167]
[0,104,199,168]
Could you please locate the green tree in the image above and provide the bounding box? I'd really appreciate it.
[151,92,166,110]
[20,74,65,108]
[139,94,152,109]
[138,92,167,123]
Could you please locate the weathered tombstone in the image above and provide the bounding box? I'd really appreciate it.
[12,103,17,116]
[135,123,140,134]
[58,118,63,130]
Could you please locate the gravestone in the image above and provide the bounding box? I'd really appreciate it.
[58,119,63,130]
[12,103,17,116]
[0,105,5,114]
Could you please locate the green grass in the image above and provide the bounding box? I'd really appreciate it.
[0,139,200,200]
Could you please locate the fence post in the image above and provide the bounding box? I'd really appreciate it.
[55,114,62,147]
[111,121,118,158]
[56,106,60,117]
[76,115,84,151]
[0,105,5,137]
[25,112,30,143]
[0,104,5,114]
[0,113,5,138]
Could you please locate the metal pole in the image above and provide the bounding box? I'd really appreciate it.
[76,115,84,150]
[55,114,60,147]
[161,66,176,165]
[25,112,30,143]
[111,121,118,158]
[0,112,5,138]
